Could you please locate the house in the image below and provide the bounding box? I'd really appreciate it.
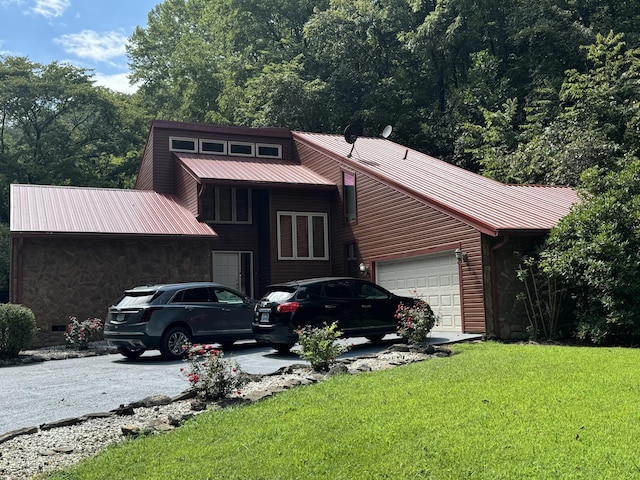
[9,120,578,346]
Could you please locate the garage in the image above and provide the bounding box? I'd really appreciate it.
[375,251,462,332]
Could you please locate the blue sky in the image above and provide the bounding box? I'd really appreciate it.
[0,0,160,93]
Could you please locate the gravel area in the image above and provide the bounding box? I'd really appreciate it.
[0,344,438,480]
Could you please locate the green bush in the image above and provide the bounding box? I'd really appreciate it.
[0,303,37,357]
[296,322,350,372]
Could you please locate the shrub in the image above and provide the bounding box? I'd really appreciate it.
[181,344,248,401]
[296,322,350,372]
[396,299,437,348]
[64,316,103,350]
[0,303,37,358]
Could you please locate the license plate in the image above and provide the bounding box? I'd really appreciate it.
[260,312,270,323]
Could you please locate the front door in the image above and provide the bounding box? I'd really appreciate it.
[212,251,253,296]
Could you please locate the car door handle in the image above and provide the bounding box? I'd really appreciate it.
[222,308,231,312]
[361,304,373,309]
[325,304,337,309]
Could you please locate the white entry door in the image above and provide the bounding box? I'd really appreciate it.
[376,251,462,332]
[212,252,253,296]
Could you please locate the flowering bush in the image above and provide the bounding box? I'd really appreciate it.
[395,299,438,347]
[180,344,248,401]
[64,316,103,350]
[296,322,351,372]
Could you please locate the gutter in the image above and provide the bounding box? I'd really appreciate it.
[490,235,510,337]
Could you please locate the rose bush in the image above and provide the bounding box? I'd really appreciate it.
[64,316,103,350]
[181,343,248,401]
[396,299,438,348]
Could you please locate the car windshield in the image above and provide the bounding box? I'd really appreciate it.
[262,288,296,304]
[115,291,158,307]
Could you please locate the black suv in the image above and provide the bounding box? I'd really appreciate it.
[104,282,256,360]
[252,277,413,352]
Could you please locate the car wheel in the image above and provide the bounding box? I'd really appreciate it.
[273,343,295,354]
[117,346,145,359]
[366,335,385,343]
[160,326,191,360]
[220,342,234,351]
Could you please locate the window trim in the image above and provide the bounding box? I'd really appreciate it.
[228,141,255,157]
[256,143,282,159]
[277,211,329,261]
[169,136,197,153]
[199,139,227,155]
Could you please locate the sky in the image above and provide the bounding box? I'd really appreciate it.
[0,0,161,93]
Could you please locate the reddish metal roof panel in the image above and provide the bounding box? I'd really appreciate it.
[10,184,216,237]
[293,132,579,235]
[175,153,335,187]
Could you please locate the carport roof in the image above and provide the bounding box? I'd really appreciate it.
[10,184,217,238]
[175,153,335,188]
[293,132,580,236]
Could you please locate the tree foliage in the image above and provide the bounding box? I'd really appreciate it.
[541,159,640,344]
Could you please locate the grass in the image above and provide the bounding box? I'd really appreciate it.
[45,342,640,479]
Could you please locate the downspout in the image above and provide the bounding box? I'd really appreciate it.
[490,235,510,338]
[14,237,24,304]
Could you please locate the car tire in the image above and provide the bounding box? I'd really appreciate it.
[160,326,191,360]
[365,335,385,343]
[117,346,145,359]
[273,343,295,354]
[220,342,234,351]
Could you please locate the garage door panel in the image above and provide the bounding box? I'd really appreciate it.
[377,251,462,332]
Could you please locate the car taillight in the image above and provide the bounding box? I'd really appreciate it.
[277,302,299,313]
[140,307,161,323]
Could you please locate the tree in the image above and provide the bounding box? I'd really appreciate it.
[541,158,640,344]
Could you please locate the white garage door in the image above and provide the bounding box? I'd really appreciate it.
[376,251,462,332]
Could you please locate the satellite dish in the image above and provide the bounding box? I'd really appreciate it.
[381,125,393,138]
[344,124,362,144]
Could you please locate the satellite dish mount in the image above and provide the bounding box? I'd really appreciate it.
[344,124,363,158]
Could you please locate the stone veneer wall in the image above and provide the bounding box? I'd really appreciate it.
[13,237,212,347]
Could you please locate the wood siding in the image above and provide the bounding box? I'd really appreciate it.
[267,189,333,286]
[295,141,487,333]
[174,163,200,215]
[139,124,296,194]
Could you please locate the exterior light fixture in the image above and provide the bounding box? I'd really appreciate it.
[454,248,468,263]
[359,262,369,275]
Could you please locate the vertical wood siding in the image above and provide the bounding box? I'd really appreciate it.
[268,189,333,285]
[174,164,199,215]
[295,141,487,333]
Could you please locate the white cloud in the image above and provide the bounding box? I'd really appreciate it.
[93,72,140,94]
[54,29,127,62]
[31,0,70,18]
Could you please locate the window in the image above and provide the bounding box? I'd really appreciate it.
[277,212,328,260]
[202,187,252,223]
[256,143,282,159]
[346,243,358,261]
[343,171,356,222]
[213,287,244,304]
[229,142,254,157]
[169,137,197,152]
[200,139,227,154]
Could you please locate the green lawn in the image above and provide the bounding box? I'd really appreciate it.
[45,342,640,479]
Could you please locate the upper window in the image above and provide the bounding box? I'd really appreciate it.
[277,212,328,260]
[229,142,254,157]
[256,143,282,159]
[169,137,197,153]
[200,140,227,155]
[343,171,356,222]
[202,187,252,223]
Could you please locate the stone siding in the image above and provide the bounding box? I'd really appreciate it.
[13,237,212,347]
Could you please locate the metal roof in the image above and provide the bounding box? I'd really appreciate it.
[175,153,335,187]
[293,132,579,236]
[10,184,217,237]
